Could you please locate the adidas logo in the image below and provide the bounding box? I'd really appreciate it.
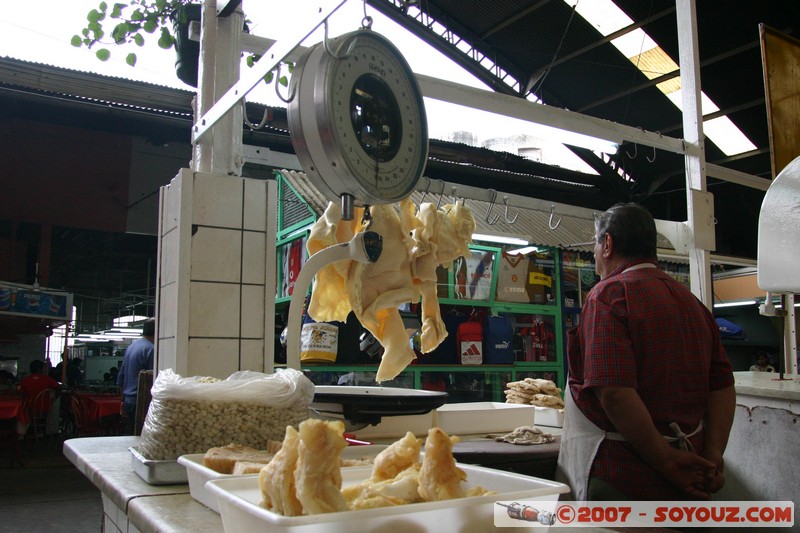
[462,342,481,355]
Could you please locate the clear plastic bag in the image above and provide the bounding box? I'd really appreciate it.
[138,368,314,460]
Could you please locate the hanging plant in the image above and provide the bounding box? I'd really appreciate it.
[71,0,291,88]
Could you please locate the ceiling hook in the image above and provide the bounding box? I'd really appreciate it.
[503,196,518,224]
[485,189,501,225]
[241,97,271,130]
[273,62,296,104]
[418,176,432,208]
[435,179,446,210]
[451,186,465,206]
[625,142,638,159]
[647,144,657,163]
[549,205,562,230]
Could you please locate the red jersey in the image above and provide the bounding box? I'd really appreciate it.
[18,373,60,414]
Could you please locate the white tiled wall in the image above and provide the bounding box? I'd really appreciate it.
[156,169,277,378]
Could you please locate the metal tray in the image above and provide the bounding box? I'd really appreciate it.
[129,446,188,485]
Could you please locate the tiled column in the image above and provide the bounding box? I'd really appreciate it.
[156,169,277,377]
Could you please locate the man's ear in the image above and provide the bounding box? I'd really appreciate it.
[602,233,614,257]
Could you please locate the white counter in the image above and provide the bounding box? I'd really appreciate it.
[733,370,800,413]
[63,437,222,533]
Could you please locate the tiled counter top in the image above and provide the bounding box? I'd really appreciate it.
[733,371,800,412]
[63,437,221,533]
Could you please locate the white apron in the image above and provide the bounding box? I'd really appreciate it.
[555,262,702,500]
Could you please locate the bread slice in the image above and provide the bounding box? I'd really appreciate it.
[203,443,275,474]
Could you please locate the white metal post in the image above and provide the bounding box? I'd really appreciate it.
[676,0,714,308]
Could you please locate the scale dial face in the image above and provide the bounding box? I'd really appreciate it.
[288,30,428,205]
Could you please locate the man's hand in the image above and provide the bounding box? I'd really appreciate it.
[596,386,717,499]
[657,446,716,500]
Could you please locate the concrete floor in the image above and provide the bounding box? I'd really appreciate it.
[0,437,103,533]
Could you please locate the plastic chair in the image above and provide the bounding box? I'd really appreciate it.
[69,395,104,437]
[29,389,54,440]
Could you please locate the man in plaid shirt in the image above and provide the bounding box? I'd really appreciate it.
[557,203,735,500]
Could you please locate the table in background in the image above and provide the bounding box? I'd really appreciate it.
[0,394,22,420]
[79,394,122,423]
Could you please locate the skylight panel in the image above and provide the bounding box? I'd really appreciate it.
[564,0,756,156]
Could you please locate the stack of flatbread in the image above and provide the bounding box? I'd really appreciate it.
[504,378,565,408]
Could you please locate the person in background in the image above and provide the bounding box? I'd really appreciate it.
[749,351,775,372]
[557,202,735,501]
[17,359,61,437]
[117,318,155,433]
[0,369,16,392]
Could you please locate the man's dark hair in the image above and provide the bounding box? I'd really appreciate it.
[29,359,45,374]
[142,318,156,338]
[595,202,658,260]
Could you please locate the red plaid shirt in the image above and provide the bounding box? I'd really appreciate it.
[567,260,733,500]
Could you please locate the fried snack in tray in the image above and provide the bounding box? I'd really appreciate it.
[259,421,493,516]
[259,426,303,516]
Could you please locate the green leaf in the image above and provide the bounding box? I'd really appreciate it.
[110,3,124,18]
[156,27,174,49]
[131,9,144,21]
[263,72,274,84]
[143,19,157,33]
[132,33,144,46]
[246,55,255,68]
[87,20,101,32]
[70,35,83,47]
[126,53,137,66]
[99,1,108,12]
[96,48,111,61]
[111,22,129,43]
[279,75,289,87]
[87,9,102,22]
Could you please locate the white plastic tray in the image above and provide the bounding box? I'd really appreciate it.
[534,406,565,428]
[434,402,536,435]
[179,445,389,513]
[206,464,569,532]
[353,411,433,438]
[129,446,188,485]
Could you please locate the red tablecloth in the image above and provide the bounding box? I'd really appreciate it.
[80,394,121,422]
[0,396,22,420]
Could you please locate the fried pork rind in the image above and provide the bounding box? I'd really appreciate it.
[370,431,422,481]
[418,427,466,501]
[259,426,302,516]
[260,424,493,515]
[305,199,476,383]
[294,419,348,514]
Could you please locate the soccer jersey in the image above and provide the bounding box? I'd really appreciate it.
[283,237,305,296]
[526,253,553,304]
[523,318,555,361]
[496,252,530,303]
[454,250,493,300]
